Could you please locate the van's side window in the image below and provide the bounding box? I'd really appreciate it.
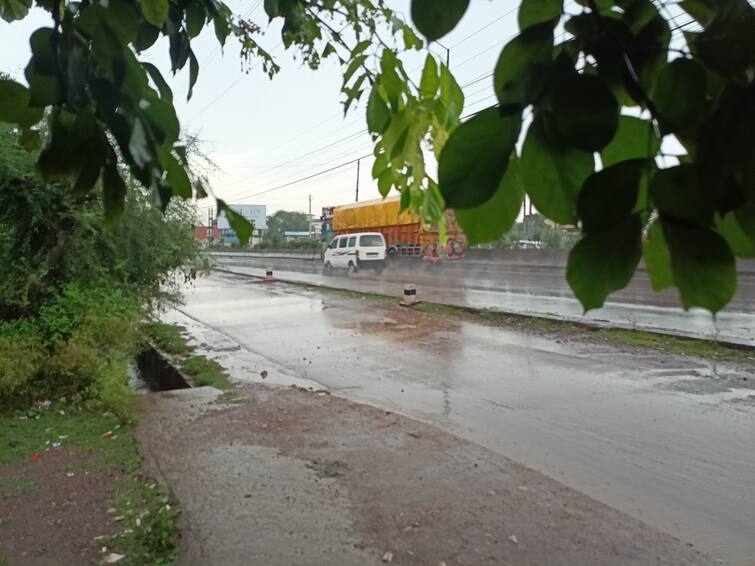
[338,238,348,248]
[328,238,338,249]
[347,236,356,247]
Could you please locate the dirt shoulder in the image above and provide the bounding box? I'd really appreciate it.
[137,384,711,566]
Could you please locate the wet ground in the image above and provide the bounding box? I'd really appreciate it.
[209,252,755,345]
[138,384,711,566]
[167,272,755,565]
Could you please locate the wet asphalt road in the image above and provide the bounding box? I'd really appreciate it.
[209,252,755,346]
[173,272,755,565]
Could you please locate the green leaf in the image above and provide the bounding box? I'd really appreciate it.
[690,0,755,82]
[218,200,254,245]
[378,168,393,197]
[379,50,404,110]
[652,59,707,137]
[439,63,464,125]
[601,116,659,167]
[679,0,716,25]
[716,211,755,258]
[402,25,423,50]
[142,62,173,102]
[422,181,444,223]
[142,0,168,27]
[95,0,139,44]
[186,1,206,38]
[643,220,674,291]
[187,50,199,101]
[366,87,391,134]
[0,79,43,128]
[438,107,522,209]
[18,128,41,151]
[419,55,439,99]
[343,55,367,86]
[322,43,337,58]
[494,24,553,106]
[650,165,712,225]
[264,0,298,18]
[103,161,127,228]
[0,0,31,22]
[578,160,645,233]
[519,0,562,30]
[141,95,180,146]
[411,0,469,41]
[520,115,594,225]
[351,40,371,57]
[158,147,192,198]
[661,218,736,313]
[567,215,643,311]
[134,23,160,51]
[213,11,230,46]
[552,73,618,152]
[455,155,525,245]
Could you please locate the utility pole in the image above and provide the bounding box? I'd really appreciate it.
[308,194,312,239]
[355,158,361,202]
[208,207,214,245]
[436,41,450,68]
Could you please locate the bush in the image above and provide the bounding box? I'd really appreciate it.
[0,322,46,408]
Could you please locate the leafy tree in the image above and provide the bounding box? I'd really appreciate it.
[0,124,200,319]
[266,210,310,238]
[1,0,753,313]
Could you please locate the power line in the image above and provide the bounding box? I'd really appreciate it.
[188,40,282,123]
[240,154,372,199]
[229,102,502,202]
[449,5,519,49]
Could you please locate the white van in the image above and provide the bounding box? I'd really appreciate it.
[323,232,386,274]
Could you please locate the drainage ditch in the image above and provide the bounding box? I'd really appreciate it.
[136,345,192,391]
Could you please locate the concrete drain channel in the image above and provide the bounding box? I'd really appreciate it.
[137,345,191,391]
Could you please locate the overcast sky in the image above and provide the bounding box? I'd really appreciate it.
[1,0,523,218]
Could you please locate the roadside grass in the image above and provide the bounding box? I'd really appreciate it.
[144,322,194,355]
[181,356,232,390]
[0,404,179,565]
[596,328,755,364]
[315,286,397,304]
[107,476,180,566]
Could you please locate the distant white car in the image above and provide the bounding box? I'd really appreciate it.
[323,232,386,274]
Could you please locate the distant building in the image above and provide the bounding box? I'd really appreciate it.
[283,231,310,241]
[194,226,221,247]
[217,204,267,246]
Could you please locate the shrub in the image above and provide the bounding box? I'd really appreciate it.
[0,321,46,409]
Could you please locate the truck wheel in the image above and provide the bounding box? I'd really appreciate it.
[387,249,399,263]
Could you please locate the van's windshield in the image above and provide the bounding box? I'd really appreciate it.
[360,235,384,247]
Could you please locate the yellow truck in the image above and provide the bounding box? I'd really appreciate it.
[330,196,464,260]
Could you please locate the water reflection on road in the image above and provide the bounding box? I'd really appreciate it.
[171,272,755,565]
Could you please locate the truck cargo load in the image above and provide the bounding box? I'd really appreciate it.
[330,196,464,260]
